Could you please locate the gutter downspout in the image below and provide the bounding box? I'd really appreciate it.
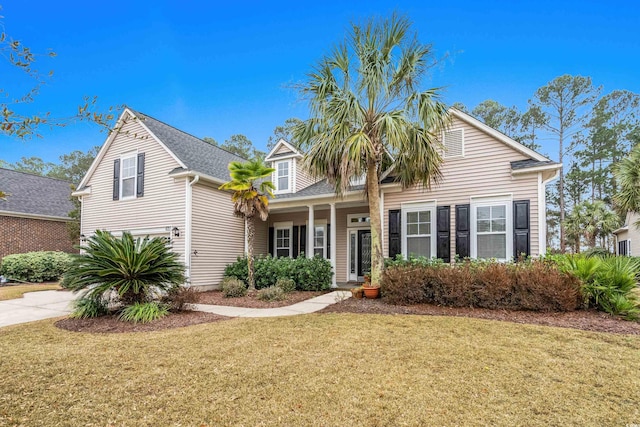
[185,175,200,284]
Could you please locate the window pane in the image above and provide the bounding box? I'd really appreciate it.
[407,223,419,235]
[122,177,135,197]
[276,249,289,257]
[278,176,288,190]
[418,223,431,235]
[418,211,431,222]
[350,233,356,274]
[407,212,419,223]
[477,234,506,259]
[492,219,506,232]
[314,248,323,257]
[477,219,490,233]
[477,206,490,220]
[492,205,506,219]
[407,236,431,258]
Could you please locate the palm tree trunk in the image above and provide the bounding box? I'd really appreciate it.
[367,162,384,285]
[246,218,256,291]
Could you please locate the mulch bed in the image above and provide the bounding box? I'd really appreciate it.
[195,290,327,308]
[320,297,640,335]
[55,311,227,333]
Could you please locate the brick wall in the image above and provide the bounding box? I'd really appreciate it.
[0,215,77,259]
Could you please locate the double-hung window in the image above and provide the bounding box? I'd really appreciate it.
[274,222,292,257]
[402,202,436,258]
[275,160,290,193]
[313,224,326,257]
[120,154,137,199]
[471,197,512,261]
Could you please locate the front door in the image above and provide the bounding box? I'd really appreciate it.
[357,230,371,279]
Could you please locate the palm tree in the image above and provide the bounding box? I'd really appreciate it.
[220,160,275,291]
[293,14,450,284]
[614,144,640,227]
[564,200,621,252]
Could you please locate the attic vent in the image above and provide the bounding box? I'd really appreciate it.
[443,128,464,158]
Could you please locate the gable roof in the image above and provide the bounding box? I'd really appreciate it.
[265,139,302,162]
[0,168,74,220]
[78,108,247,189]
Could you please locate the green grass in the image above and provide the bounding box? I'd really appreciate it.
[0,283,61,301]
[1,314,639,426]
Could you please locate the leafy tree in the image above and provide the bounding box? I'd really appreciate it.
[9,156,55,175]
[267,118,303,151]
[219,160,275,291]
[294,14,449,285]
[201,134,265,161]
[469,100,542,151]
[65,231,186,318]
[48,146,100,184]
[519,104,546,151]
[614,143,640,227]
[450,102,468,113]
[564,200,620,252]
[531,74,601,252]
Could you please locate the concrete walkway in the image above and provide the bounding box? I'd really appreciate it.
[0,290,75,328]
[189,290,351,317]
[0,290,351,328]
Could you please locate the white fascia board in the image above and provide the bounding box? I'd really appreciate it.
[71,187,92,197]
[0,210,72,222]
[169,169,226,186]
[449,108,550,162]
[512,163,563,175]
[265,139,303,161]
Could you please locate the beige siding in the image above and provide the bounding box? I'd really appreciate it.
[190,182,245,288]
[384,116,541,258]
[295,158,317,192]
[81,114,186,261]
[275,144,293,155]
[253,217,269,256]
[617,212,640,255]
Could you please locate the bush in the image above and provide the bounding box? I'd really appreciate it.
[70,296,108,319]
[162,286,199,311]
[256,286,286,301]
[0,251,73,283]
[276,278,296,293]
[220,277,247,298]
[382,259,581,312]
[224,255,332,291]
[119,302,169,323]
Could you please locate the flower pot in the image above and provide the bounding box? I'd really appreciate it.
[363,286,380,299]
[351,288,364,299]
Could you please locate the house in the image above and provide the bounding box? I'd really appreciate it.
[0,168,76,258]
[613,212,639,255]
[74,107,560,289]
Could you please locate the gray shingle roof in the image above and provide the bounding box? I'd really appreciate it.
[273,176,398,200]
[0,168,74,219]
[130,109,247,182]
[511,159,560,170]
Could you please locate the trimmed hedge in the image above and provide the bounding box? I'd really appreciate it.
[382,259,581,312]
[0,251,73,283]
[224,255,332,291]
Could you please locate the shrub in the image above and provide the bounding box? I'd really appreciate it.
[220,277,247,298]
[162,286,199,311]
[276,277,296,293]
[119,302,169,323]
[70,296,108,319]
[224,255,332,291]
[256,285,286,301]
[382,259,581,312]
[64,231,185,307]
[0,251,73,283]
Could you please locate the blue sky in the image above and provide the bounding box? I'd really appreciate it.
[1,0,639,164]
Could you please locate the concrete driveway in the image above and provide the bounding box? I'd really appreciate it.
[0,290,75,328]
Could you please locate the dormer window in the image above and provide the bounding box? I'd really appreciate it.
[275,160,291,193]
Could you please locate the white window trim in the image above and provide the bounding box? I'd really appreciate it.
[274,221,293,257]
[273,160,293,194]
[401,201,437,259]
[442,127,465,159]
[119,151,138,200]
[470,195,513,261]
[308,219,327,258]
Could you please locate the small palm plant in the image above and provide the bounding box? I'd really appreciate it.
[220,160,275,291]
[65,230,185,321]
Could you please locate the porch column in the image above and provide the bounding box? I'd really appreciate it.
[307,204,314,258]
[330,202,337,288]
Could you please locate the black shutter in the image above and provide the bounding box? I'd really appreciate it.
[455,204,470,259]
[326,224,331,259]
[389,209,401,258]
[292,226,299,258]
[299,225,306,256]
[513,200,530,259]
[268,227,275,257]
[437,206,451,263]
[112,159,120,200]
[136,153,145,197]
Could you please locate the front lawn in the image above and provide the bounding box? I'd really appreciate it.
[0,283,61,301]
[1,314,639,426]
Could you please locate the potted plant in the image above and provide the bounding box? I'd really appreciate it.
[350,286,364,299]
[362,272,380,299]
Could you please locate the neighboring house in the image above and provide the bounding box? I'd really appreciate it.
[0,168,76,258]
[613,212,639,256]
[75,107,561,289]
